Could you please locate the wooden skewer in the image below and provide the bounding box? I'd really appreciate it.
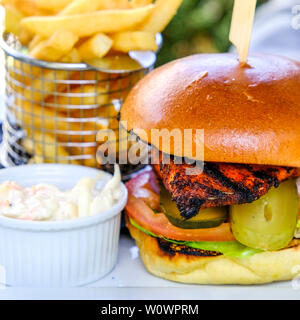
[229,0,257,64]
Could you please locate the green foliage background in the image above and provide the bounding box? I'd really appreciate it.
[156,0,267,67]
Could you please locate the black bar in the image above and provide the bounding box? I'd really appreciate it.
[0,300,296,319]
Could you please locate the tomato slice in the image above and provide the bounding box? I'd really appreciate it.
[125,195,235,242]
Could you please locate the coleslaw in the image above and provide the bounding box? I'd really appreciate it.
[0,165,122,221]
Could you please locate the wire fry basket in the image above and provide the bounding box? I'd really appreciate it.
[0,33,158,177]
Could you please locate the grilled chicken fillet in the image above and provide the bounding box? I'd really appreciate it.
[154,155,300,219]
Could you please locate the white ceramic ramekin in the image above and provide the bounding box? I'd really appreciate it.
[0,164,127,287]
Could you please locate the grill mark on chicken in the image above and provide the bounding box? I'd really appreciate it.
[153,155,300,219]
[157,238,221,257]
[203,162,257,203]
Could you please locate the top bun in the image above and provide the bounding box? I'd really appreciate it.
[121,53,300,167]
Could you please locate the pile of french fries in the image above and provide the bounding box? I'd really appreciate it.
[7,65,141,167]
[2,0,183,62]
[0,0,183,167]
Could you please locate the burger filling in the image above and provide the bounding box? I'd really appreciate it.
[153,153,300,219]
[125,158,300,258]
[128,216,262,258]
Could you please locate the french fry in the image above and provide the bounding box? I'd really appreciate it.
[23,117,100,167]
[35,0,73,12]
[18,27,33,45]
[30,30,79,62]
[23,132,75,163]
[67,144,98,167]
[78,33,112,60]
[97,0,131,10]
[21,5,155,38]
[7,59,44,87]
[139,0,183,33]
[22,69,72,102]
[69,106,117,121]
[112,31,157,53]
[28,34,44,51]
[29,0,102,54]
[3,4,24,35]
[29,0,99,53]
[46,85,110,114]
[109,69,143,99]
[85,54,143,72]
[60,48,81,63]
[130,0,153,8]
[28,0,111,60]
[70,70,111,83]
[9,62,58,93]
[23,118,101,167]
[59,0,103,16]
[6,0,51,16]
[16,100,107,143]
[1,1,34,44]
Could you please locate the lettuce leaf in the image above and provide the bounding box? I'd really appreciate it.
[179,240,262,258]
[129,218,262,258]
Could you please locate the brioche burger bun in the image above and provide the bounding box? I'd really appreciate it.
[120,53,300,285]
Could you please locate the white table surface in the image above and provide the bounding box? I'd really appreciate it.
[0,233,299,300]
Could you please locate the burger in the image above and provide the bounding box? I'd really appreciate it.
[120,53,300,285]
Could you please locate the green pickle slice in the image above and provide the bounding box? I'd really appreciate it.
[160,186,227,229]
[230,179,299,251]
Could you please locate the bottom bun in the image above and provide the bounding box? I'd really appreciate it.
[127,218,300,285]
